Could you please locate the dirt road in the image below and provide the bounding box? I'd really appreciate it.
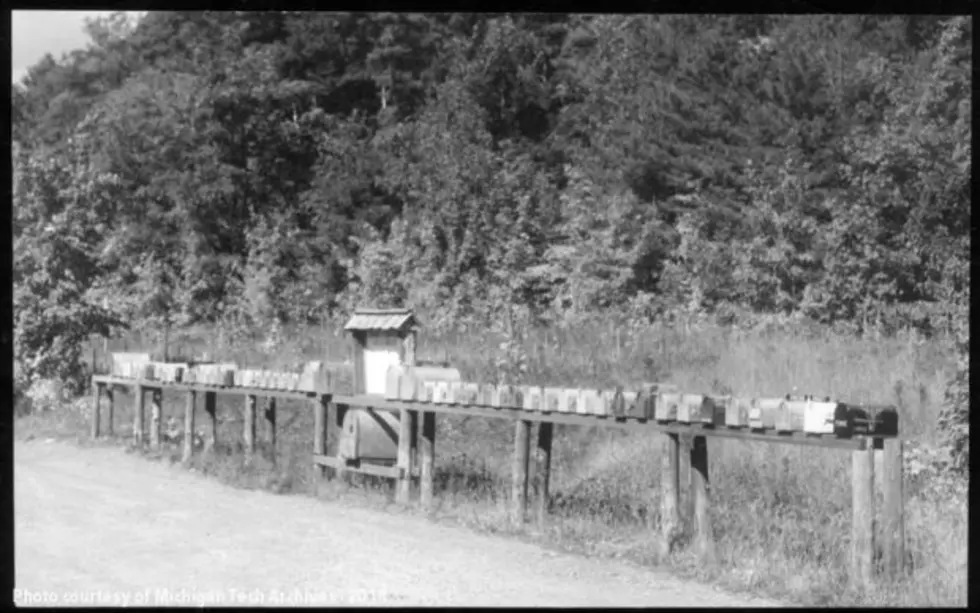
[15,440,783,607]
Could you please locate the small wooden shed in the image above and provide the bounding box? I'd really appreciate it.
[344,308,419,396]
[339,308,418,466]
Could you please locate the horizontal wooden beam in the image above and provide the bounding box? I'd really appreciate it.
[333,395,881,450]
[92,375,321,401]
[312,454,403,480]
[90,376,889,450]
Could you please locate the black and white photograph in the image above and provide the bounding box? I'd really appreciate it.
[12,10,969,607]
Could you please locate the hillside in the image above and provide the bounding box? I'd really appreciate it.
[12,13,970,467]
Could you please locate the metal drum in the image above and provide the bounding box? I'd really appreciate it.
[340,365,461,465]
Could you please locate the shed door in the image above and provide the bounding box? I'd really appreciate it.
[364,333,401,395]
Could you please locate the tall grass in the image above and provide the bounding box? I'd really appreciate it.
[40,320,965,606]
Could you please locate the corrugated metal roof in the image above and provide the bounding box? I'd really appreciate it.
[344,308,417,332]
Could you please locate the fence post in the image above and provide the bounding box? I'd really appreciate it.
[150,388,162,450]
[204,392,217,451]
[535,422,554,527]
[396,408,414,505]
[244,394,256,456]
[881,438,905,579]
[106,388,114,437]
[680,434,693,520]
[511,419,531,525]
[134,385,145,446]
[265,398,277,466]
[182,390,196,463]
[420,411,436,512]
[690,435,715,563]
[659,433,682,557]
[851,442,875,589]
[90,382,102,439]
[313,395,329,479]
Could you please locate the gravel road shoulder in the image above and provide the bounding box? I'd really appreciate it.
[15,440,786,607]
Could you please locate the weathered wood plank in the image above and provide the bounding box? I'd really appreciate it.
[150,389,163,450]
[183,390,196,463]
[512,419,531,525]
[659,432,681,558]
[313,454,401,479]
[204,391,217,450]
[244,394,257,455]
[90,383,102,439]
[396,407,414,504]
[265,397,277,465]
[105,388,114,436]
[313,396,327,479]
[420,411,436,511]
[535,421,554,526]
[881,438,905,579]
[851,444,875,589]
[690,435,715,563]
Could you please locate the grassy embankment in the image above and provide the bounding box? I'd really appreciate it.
[16,322,966,607]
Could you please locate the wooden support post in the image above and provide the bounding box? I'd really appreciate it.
[134,385,145,446]
[410,408,419,478]
[244,394,256,455]
[329,401,339,480]
[90,344,97,392]
[396,408,414,505]
[851,443,875,589]
[535,422,554,526]
[420,411,436,512]
[150,389,162,450]
[90,382,102,438]
[105,388,114,436]
[313,396,328,479]
[204,392,217,451]
[182,390,196,464]
[881,438,905,580]
[265,398,277,466]
[659,433,682,558]
[690,435,715,563]
[679,434,692,520]
[511,419,531,525]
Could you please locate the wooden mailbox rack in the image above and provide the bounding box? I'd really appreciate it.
[90,372,904,589]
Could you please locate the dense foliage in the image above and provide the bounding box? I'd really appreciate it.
[12,13,970,464]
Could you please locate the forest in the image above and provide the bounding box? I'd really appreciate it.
[12,13,970,464]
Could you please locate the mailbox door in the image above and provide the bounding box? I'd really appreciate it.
[364,333,402,396]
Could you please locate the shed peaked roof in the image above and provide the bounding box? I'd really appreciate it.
[344,308,418,332]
